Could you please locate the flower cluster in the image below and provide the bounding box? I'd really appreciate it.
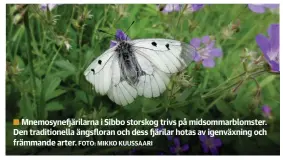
[190,36,223,68]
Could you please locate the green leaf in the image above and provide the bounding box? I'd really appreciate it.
[55,60,76,74]
[45,101,65,111]
[51,71,73,80]
[43,76,61,101]
[15,55,25,68]
[259,75,276,88]
[142,99,161,113]
[75,90,88,104]
[142,105,163,113]
[19,93,34,119]
[171,109,189,120]
[216,100,233,117]
[46,89,67,101]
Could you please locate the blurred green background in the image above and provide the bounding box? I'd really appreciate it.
[6,4,279,155]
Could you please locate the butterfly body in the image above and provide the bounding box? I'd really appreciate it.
[116,41,145,86]
[84,38,197,106]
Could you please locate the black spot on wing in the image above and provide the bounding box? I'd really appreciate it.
[98,60,102,65]
[165,43,170,50]
[151,42,157,47]
[91,69,95,74]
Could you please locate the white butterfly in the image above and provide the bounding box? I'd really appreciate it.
[84,34,197,106]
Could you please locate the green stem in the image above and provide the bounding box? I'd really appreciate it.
[174,4,187,38]
[45,7,75,76]
[78,26,84,70]
[202,71,246,98]
[45,43,64,75]
[202,80,243,98]
[199,94,226,117]
[248,70,266,77]
[202,68,267,98]
[23,9,37,118]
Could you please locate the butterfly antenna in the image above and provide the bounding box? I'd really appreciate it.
[124,21,135,41]
[97,29,117,40]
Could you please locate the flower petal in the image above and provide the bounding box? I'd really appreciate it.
[213,138,222,147]
[255,34,271,60]
[116,29,128,41]
[210,147,219,155]
[202,59,215,68]
[110,40,117,48]
[173,137,180,147]
[193,53,202,62]
[248,4,266,13]
[202,36,211,44]
[181,144,189,151]
[210,48,222,57]
[268,24,279,50]
[264,4,279,9]
[40,4,48,10]
[207,40,215,49]
[190,38,201,48]
[262,105,271,114]
[201,143,209,153]
[169,146,176,154]
[199,135,207,142]
[167,135,173,141]
[192,4,204,11]
[269,60,280,72]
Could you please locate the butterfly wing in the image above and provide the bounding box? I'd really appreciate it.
[131,38,197,74]
[107,56,138,106]
[84,47,116,95]
[84,47,138,106]
[133,53,169,98]
[131,38,197,98]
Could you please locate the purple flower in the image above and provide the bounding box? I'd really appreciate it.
[248,4,279,13]
[255,24,279,72]
[39,4,59,11]
[158,4,182,13]
[192,4,204,11]
[199,135,222,155]
[187,4,205,12]
[110,29,129,48]
[169,137,189,154]
[190,36,223,68]
[262,105,272,118]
